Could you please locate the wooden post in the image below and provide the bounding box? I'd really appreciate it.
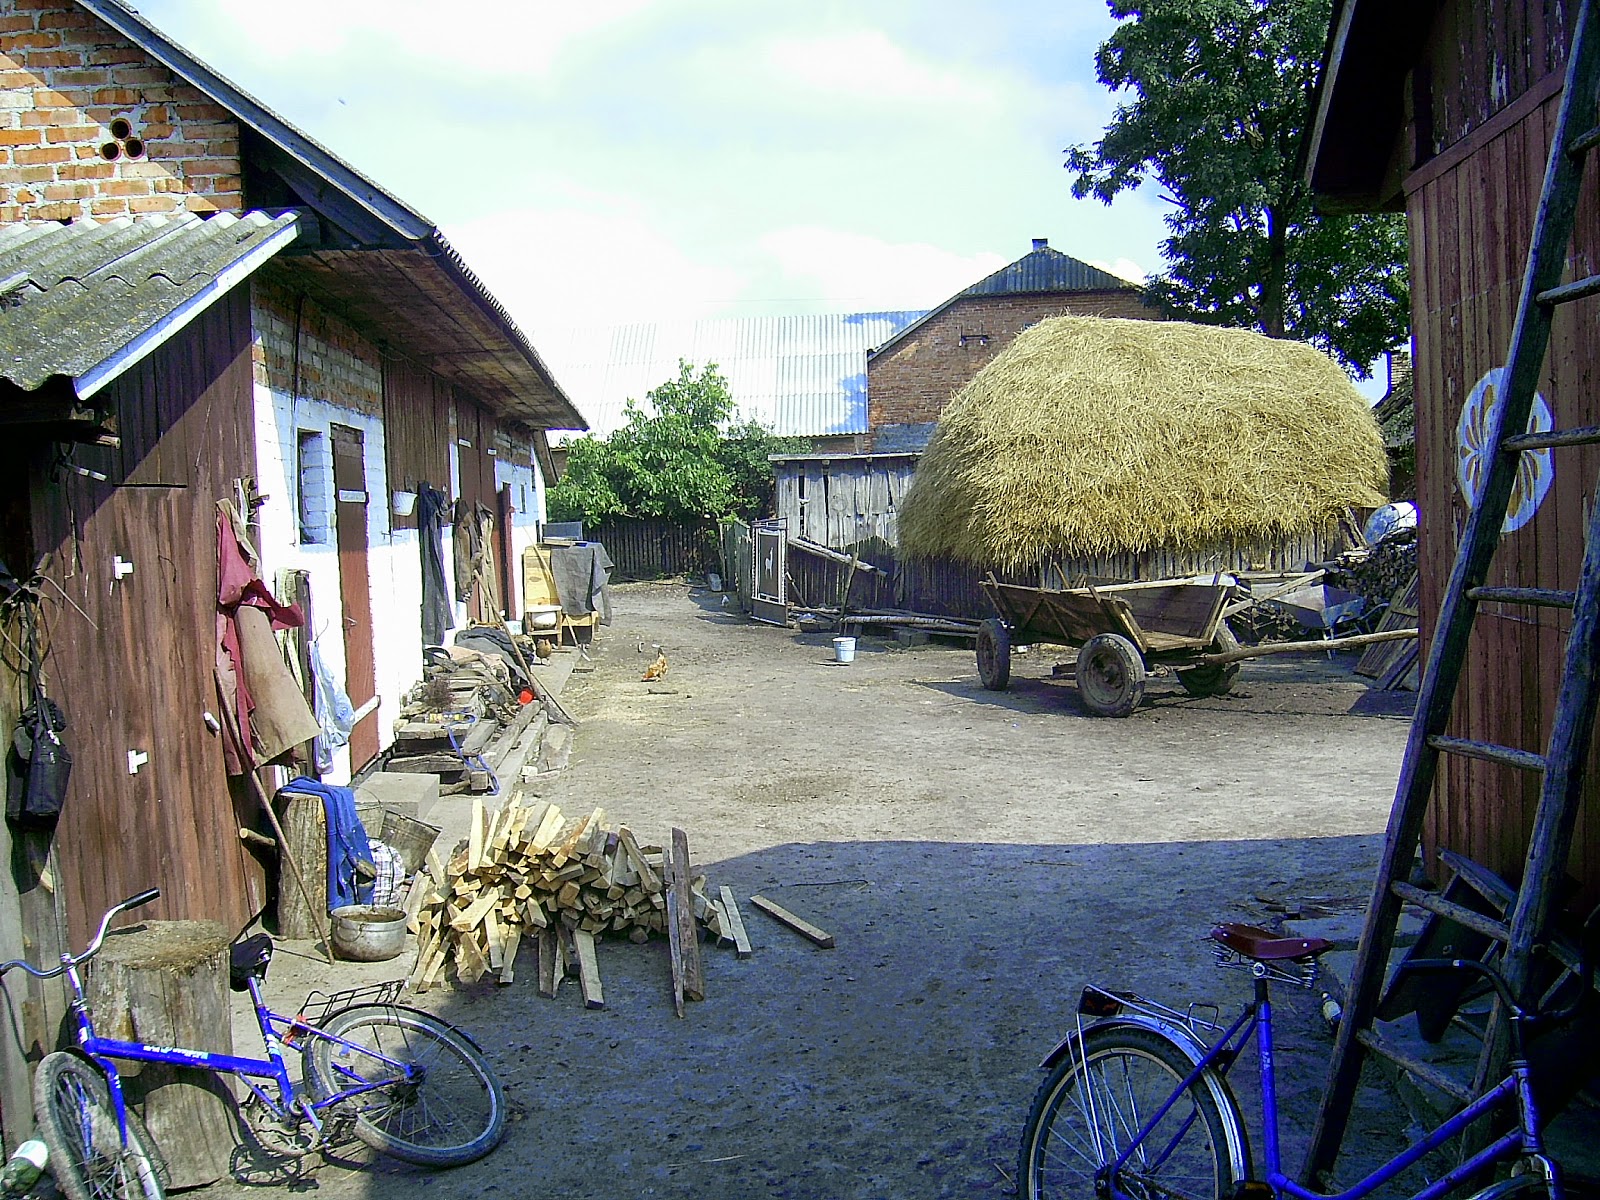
[86,921,235,1189]
[273,791,327,939]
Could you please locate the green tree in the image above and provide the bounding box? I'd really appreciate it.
[548,361,805,525]
[1066,0,1408,375]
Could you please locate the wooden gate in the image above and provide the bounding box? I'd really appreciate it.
[752,519,788,625]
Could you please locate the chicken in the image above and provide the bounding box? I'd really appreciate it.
[641,650,669,681]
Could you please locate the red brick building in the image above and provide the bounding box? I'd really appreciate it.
[864,238,1154,450]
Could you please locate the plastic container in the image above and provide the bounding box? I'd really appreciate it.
[524,604,563,631]
[832,636,856,664]
[329,905,409,962]
[1,1140,47,1197]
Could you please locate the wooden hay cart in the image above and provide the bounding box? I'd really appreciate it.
[977,574,1240,717]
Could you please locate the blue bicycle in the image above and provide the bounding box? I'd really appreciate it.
[1019,920,1598,1200]
[2,889,505,1200]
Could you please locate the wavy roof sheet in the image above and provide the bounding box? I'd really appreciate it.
[0,211,299,396]
[538,311,927,439]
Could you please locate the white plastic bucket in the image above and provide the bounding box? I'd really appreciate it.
[832,636,856,664]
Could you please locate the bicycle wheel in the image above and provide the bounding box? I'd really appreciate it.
[33,1051,166,1200]
[1018,1025,1247,1200]
[307,1005,505,1167]
[1465,1172,1600,1200]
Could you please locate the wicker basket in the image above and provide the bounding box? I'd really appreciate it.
[378,810,441,875]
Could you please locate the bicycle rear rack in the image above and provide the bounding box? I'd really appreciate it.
[294,980,403,1026]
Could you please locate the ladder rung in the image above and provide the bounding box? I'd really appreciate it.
[1504,425,1600,451]
[1354,1028,1474,1103]
[1465,585,1576,608]
[1537,273,1600,305]
[1392,881,1510,943]
[1427,736,1546,773]
[1570,124,1600,158]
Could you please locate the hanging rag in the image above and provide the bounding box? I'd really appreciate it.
[309,636,355,774]
[216,502,320,774]
[417,483,453,645]
[284,776,374,909]
[452,496,479,605]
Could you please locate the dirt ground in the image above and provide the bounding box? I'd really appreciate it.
[212,580,1431,1200]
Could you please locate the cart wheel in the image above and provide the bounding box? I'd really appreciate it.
[1077,633,1145,717]
[977,619,1012,690]
[1177,623,1241,697]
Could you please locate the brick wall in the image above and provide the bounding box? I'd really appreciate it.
[866,290,1157,447]
[1,0,241,221]
[252,275,384,417]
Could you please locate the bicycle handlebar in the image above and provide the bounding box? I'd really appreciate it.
[0,887,160,980]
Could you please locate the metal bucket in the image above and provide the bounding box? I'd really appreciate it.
[329,905,408,962]
[832,636,856,664]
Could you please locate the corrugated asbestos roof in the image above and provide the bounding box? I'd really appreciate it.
[0,211,299,395]
[73,0,585,430]
[869,241,1142,360]
[538,311,928,440]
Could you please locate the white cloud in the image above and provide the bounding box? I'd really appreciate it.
[442,200,745,336]
[207,0,656,76]
[757,228,1008,312]
[759,29,998,108]
[1088,256,1150,284]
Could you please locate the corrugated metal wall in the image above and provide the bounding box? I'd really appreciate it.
[1405,1,1600,900]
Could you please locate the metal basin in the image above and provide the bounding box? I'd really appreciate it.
[329,905,408,962]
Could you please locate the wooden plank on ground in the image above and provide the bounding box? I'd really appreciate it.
[670,828,704,1001]
[574,930,604,1009]
[749,895,835,948]
[719,886,753,958]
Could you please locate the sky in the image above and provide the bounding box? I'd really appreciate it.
[128,0,1172,339]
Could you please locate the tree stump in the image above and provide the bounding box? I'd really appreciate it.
[274,790,327,939]
[85,921,235,1189]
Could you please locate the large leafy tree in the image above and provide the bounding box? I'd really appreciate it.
[548,361,806,524]
[1067,0,1408,374]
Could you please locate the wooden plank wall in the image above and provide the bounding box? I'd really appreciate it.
[774,457,919,548]
[25,289,264,947]
[1406,0,1600,901]
[382,357,452,530]
[589,517,719,580]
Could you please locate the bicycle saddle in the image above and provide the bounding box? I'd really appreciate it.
[1210,922,1333,961]
[229,933,274,991]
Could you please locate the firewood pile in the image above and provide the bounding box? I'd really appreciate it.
[386,647,534,794]
[402,794,758,1012]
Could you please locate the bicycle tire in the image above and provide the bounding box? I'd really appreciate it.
[1465,1172,1600,1200]
[33,1051,166,1200]
[1018,1025,1248,1200]
[307,1004,505,1167]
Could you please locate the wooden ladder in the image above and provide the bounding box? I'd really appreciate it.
[1303,0,1600,1180]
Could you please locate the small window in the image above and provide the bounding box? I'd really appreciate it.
[297,430,329,544]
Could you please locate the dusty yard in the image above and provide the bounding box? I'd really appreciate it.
[217,581,1423,1200]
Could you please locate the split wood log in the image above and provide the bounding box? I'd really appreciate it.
[575,930,604,1009]
[670,828,704,1002]
[86,922,235,1189]
[719,886,753,958]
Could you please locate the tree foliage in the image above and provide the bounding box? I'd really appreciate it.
[547,361,807,525]
[1066,0,1408,375]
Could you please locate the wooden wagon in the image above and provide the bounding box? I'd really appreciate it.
[977,574,1240,717]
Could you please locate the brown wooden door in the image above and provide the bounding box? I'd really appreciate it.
[332,425,379,769]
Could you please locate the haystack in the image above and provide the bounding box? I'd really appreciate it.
[897,316,1387,568]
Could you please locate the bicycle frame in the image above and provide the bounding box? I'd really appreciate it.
[1099,975,1554,1200]
[57,955,416,1152]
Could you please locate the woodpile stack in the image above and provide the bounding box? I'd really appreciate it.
[403,795,747,1007]
[386,646,541,794]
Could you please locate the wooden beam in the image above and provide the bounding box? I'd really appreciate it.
[718,886,753,959]
[574,930,604,1009]
[749,895,835,948]
[670,828,705,1001]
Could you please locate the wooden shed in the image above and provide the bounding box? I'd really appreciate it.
[1308,0,1600,898]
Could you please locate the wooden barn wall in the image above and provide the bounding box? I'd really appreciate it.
[27,288,264,947]
[382,357,452,530]
[453,395,497,510]
[1406,68,1600,902]
[773,457,919,550]
[589,517,719,579]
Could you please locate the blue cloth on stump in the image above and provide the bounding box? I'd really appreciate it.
[286,776,374,908]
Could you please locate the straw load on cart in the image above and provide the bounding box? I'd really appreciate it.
[896,316,1399,714]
